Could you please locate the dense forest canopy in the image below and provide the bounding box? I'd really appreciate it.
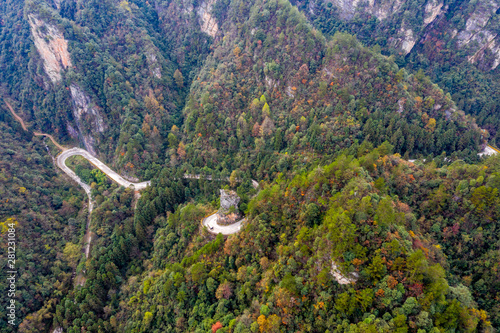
[0,104,87,331]
[290,0,500,147]
[0,0,499,332]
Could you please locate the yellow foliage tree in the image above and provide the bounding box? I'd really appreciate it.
[258,314,281,333]
[63,242,81,268]
[426,118,436,132]
[0,217,17,234]
[233,46,241,57]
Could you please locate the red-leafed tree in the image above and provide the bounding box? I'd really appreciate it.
[212,321,223,333]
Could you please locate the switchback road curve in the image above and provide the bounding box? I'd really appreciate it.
[57,148,150,190]
[202,214,245,235]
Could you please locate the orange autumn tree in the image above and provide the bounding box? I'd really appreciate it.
[211,321,223,333]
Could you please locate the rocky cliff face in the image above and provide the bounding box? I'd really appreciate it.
[321,0,422,54]
[28,13,107,155]
[146,51,162,79]
[455,0,500,69]
[173,0,219,36]
[27,14,71,83]
[69,84,106,156]
[219,189,240,213]
[52,0,61,9]
[321,0,500,70]
[197,0,219,37]
[424,0,444,25]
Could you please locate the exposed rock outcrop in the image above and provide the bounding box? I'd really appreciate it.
[27,14,108,154]
[52,0,62,9]
[146,51,162,79]
[322,0,500,69]
[456,1,499,47]
[329,0,413,53]
[27,14,71,83]
[330,0,363,20]
[265,75,278,89]
[219,189,240,213]
[368,0,405,21]
[331,261,357,285]
[398,27,416,54]
[197,0,218,37]
[467,31,500,70]
[424,0,444,25]
[69,84,106,156]
[489,40,500,69]
[218,189,242,225]
[454,0,500,69]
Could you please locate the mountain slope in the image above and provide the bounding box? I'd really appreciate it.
[1,0,210,177]
[0,103,87,332]
[175,0,483,182]
[112,145,497,332]
[0,0,499,332]
[290,0,500,146]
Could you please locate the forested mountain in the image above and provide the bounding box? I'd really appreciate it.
[0,102,87,331]
[0,0,487,175]
[176,0,483,181]
[1,0,203,175]
[113,144,500,333]
[290,0,500,146]
[0,0,499,332]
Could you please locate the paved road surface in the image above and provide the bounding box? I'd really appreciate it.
[184,174,259,189]
[57,148,151,190]
[6,99,254,241]
[202,214,245,235]
[479,145,500,157]
[56,149,149,262]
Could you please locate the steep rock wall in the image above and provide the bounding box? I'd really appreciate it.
[28,14,107,155]
[456,0,499,46]
[197,0,219,37]
[52,0,61,9]
[455,0,500,69]
[69,84,106,156]
[424,0,444,25]
[323,0,500,69]
[146,51,162,79]
[27,14,71,83]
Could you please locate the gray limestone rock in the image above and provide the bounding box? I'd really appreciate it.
[219,189,240,213]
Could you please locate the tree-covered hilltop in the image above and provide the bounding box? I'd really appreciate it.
[290,0,500,147]
[372,148,500,327]
[175,0,482,183]
[52,143,499,332]
[0,0,499,332]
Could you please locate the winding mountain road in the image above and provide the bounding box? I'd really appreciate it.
[202,214,245,235]
[56,148,150,258]
[5,101,154,259]
[6,100,255,245]
[9,97,497,240]
[57,148,151,190]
